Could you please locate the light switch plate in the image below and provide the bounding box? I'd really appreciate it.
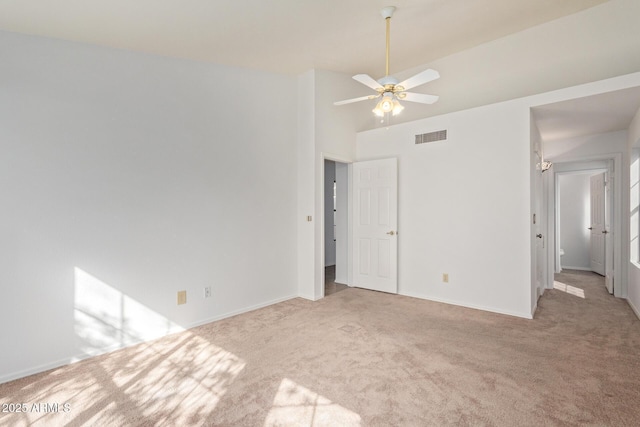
[177,290,187,305]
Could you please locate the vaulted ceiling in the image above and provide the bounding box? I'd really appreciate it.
[4,0,638,138]
[0,0,608,76]
[533,86,640,143]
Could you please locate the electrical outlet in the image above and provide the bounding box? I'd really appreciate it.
[177,290,187,305]
[204,286,211,298]
[442,273,449,283]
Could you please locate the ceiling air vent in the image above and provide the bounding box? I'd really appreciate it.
[415,130,447,145]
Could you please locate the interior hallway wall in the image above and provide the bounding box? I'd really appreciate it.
[324,160,336,266]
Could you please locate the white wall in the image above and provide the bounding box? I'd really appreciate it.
[324,160,336,266]
[356,73,640,319]
[298,0,640,303]
[297,69,370,300]
[296,70,316,300]
[335,163,349,284]
[627,106,640,318]
[558,174,592,270]
[0,31,298,383]
[530,114,545,308]
[363,0,640,130]
[357,102,532,318]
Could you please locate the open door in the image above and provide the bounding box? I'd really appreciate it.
[589,172,606,278]
[352,158,398,293]
[604,168,614,294]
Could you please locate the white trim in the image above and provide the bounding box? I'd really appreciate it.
[323,152,353,164]
[400,290,533,320]
[319,152,353,299]
[554,167,608,277]
[561,266,593,272]
[186,294,298,328]
[0,294,298,385]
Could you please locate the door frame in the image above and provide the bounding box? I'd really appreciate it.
[320,152,353,298]
[589,171,607,277]
[547,153,624,298]
[555,168,608,271]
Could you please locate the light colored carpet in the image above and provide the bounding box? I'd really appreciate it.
[325,265,348,297]
[1,270,639,426]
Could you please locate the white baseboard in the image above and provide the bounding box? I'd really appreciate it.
[561,266,592,271]
[186,294,298,329]
[1,294,298,385]
[298,293,317,301]
[1,357,86,386]
[400,290,533,320]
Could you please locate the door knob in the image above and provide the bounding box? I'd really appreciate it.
[386,231,395,236]
[536,234,543,238]
[588,227,593,230]
[602,230,608,234]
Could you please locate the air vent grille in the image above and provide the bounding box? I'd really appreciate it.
[415,130,447,144]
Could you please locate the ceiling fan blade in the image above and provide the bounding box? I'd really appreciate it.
[334,94,379,106]
[353,74,383,91]
[397,69,440,91]
[401,92,439,104]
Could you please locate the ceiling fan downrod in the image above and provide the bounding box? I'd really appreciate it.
[332,5,439,114]
[381,6,395,77]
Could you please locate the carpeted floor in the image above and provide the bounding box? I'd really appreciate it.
[325,265,348,296]
[1,270,639,426]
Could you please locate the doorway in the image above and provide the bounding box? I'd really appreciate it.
[323,159,349,296]
[554,163,614,294]
[557,171,606,272]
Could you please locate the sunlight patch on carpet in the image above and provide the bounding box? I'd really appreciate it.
[553,281,585,298]
[264,378,361,426]
[0,267,249,426]
[2,331,246,426]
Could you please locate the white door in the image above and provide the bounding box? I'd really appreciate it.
[534,167,545,297]
[352,158,398,293]
[589,172,606,277]
[604,170,614,294]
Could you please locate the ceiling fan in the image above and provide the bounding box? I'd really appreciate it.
[334,6,440,117]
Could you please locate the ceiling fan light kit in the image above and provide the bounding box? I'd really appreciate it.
[335,6,440,122]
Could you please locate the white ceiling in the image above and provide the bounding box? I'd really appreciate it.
[532,86,640,143]
[0,0,608,76]
[0,0,640,141]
